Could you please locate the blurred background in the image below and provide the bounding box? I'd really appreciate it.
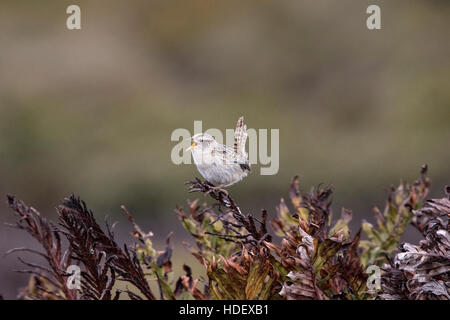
[1,0,449,298]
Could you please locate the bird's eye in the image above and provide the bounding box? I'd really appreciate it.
[200,139,204,143]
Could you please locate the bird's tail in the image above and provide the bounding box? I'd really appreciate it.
[234,116,248,156]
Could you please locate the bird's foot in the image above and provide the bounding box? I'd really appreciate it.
[209,185,229,196]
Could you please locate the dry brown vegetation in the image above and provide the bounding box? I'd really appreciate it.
[3,166,449,300]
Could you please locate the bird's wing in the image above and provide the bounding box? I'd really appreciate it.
[212,144,237,165]
[213,143,249,170]
[233,116,248,157]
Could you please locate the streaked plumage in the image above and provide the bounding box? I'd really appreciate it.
[187,116,250,187]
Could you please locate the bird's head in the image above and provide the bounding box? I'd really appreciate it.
[186,133,216,152]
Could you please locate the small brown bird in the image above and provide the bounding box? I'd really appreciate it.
[187,116,250,189]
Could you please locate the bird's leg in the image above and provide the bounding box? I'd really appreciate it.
[210,184,229,196]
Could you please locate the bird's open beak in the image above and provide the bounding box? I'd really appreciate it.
[186,142,196,151]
